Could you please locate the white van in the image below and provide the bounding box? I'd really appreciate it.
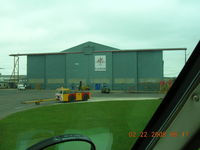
[17,84,26,90]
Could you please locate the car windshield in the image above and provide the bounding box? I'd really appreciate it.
[0,1,199,150]
[56,90,63,94]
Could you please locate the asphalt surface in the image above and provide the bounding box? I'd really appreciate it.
[0,89,55,119]
[0,89,165,120]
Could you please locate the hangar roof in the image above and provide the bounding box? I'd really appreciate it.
[61,41,120,52]
[9,41,187,56]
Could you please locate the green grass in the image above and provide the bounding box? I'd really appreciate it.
[0,100,161,150]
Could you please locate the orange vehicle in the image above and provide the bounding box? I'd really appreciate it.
[55,87,91,102]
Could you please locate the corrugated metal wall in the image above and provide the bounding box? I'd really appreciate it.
[66,53,89,89]
[46,55,65,89]
[137,51,163,91]
[90,52,113,89]
[112,52,137,90]
[27,55,45,89]
[27,51,163,91]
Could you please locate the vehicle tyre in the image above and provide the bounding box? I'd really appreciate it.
[83,94,89,101]
[106,89,110,94]
[68,95,75,102]
[35,102,40,105]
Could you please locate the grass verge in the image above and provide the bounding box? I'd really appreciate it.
[0,100,161,150]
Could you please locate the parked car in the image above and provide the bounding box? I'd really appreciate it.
[17,84,26,90]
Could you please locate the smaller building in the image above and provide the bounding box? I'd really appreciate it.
[0,75,27,88]
[0,82,8,89]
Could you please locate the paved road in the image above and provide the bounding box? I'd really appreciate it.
[0,89,164,119]
[0,89,55,119]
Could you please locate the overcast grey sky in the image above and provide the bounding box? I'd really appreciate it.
[0,0,199,76]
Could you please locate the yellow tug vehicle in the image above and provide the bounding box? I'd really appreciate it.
[55,87,91,102]
[22,88,91,105]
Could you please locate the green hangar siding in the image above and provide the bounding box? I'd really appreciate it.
[112,51,163,91]
[90,52,113,89]
[137,51,163,91]
[27,55,66,89]
[46,55,65,89]
[112,52,137,90]
[27,55,45,89]
[66,53,90,88]
[65,52,113,89]
[27,41,163,91]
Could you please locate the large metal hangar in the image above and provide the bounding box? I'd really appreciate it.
[10,41,186,91]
